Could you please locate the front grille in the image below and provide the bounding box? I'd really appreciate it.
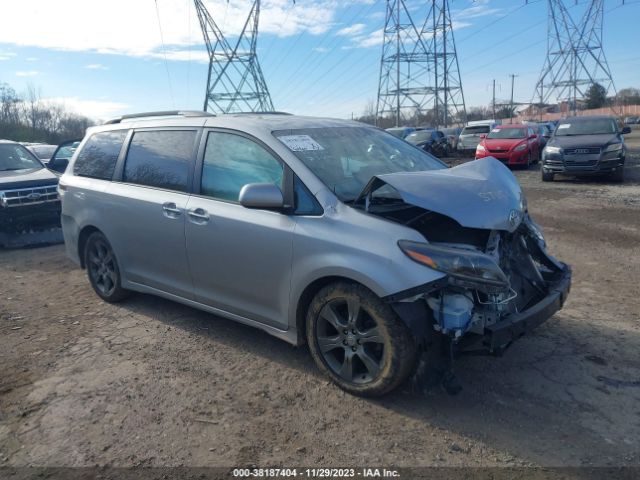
[0,185,59,208]
[564,147,601,155]
[489,149,509,154]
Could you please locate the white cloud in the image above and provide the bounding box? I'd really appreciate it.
[15,70,40,77]
[0,0,371,60]
[44,97,129,120]
[0,52,17,61]
[352,29,384,48]
[336,23,367,37]
[84,63,109,70]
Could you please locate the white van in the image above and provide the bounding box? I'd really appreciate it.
[457,120,500,153]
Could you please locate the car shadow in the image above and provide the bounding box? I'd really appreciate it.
[116,292,640,467]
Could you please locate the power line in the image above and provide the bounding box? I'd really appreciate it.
[154,0,176,109]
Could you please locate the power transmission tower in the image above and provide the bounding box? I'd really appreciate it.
[375,0,466,127]
[532,0,616,116]
[194,0,274,113]
[426,0,466,127]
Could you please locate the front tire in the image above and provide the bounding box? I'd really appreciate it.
[306,282,417,397]
[84,232,129,303]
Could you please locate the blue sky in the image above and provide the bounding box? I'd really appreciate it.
[1,0,639,121]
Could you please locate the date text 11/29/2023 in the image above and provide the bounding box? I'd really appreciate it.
[232,468,400,478]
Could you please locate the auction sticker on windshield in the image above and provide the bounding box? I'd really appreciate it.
[278,135,325,152]
[558,124,570,129]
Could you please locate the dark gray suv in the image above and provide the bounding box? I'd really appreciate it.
[60,111,571,396]
[541,115,630,182]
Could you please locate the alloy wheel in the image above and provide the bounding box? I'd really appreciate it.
[315,297,385,384]
[87,239,117,297]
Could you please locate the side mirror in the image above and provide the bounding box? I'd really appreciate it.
[48,139,80,173]
[622,126,631,135]
[48,157,69,173]
[239,183,284,210]
[529,134,537,139]
[479,134,487,139]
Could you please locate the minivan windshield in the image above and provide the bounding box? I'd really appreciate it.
[555,118,618,136]
[0,144,43,171]
[461,125,490,135]
[273,127,446,202]
[487,128,527,139]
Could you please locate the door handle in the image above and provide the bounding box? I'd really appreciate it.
[162,202,182,217]
[187,208,210,224]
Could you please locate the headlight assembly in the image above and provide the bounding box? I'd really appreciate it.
[544,145,562,155]
[604,143,623,153]
[514,143,527,152]
[398,240,510,293]
[476,145,486,152]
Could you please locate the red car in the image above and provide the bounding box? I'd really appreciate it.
[475,124,540,168]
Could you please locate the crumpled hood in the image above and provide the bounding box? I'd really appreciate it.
[358,157,524,232]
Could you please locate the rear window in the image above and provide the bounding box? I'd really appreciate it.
[123,130,196,192]
[462,125,491,135]
[74,131,127,180]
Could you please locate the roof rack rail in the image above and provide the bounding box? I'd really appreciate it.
[228,111,293,116]
[104,110,216,125]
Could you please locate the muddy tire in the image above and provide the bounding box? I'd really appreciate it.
[306,282,417,397]
[84,232,129,303]
[542,170,554,182]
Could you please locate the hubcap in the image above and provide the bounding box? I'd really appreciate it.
[316,297,385,384]
[88,240,117,296]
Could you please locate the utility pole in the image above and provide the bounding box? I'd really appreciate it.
[492,79,496,120]
[194,0,274,113]
[531,0,618,115]
[509,74,517,124]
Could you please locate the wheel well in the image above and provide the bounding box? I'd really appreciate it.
[295,275,360,345]
[77,226,101,269]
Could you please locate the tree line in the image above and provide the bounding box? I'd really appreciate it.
[0,81,94,145]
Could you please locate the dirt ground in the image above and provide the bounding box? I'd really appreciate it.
[1,132,639,469]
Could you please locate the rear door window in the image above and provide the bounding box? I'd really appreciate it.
[123,130,197,192]
[200,131,283,202]
[74,130,127,180]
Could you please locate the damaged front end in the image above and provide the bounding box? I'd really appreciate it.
[355,158,571,392]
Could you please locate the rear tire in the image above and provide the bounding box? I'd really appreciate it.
[542,170,554,182]
[306,282,417,397]
[84,232,129,303]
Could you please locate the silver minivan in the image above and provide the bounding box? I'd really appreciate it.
[60,111,571,396]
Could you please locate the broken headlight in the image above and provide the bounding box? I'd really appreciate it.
[398,240,510,293]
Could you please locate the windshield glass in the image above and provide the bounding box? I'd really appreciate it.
[30,145,57,159]
[0,144,42,171]
[461,125,490,135]
[273,127,446,202]
[487,127,526,139]
[555,118,618,136]
[404,130,431,144]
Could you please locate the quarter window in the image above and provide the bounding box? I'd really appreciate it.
[123,130,196,192]
[73,130,127,180]
[201,132,283,202]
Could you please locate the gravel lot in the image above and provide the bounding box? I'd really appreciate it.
[1,131,639,469]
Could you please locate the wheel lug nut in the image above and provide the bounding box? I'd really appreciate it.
[343,330,348,334]
[351,346,357,352]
